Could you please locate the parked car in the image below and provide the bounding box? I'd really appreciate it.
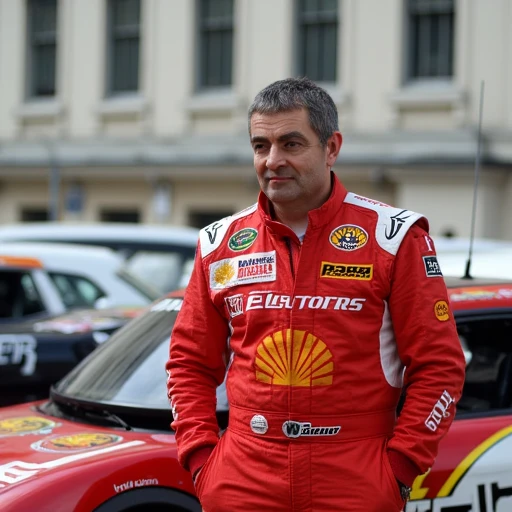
[433,236,512,280]
[0,242,160,322]
[0,306,140,407]
[0,278,511,511]
[0,223,199,293]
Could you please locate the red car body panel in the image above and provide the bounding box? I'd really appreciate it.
[0,402,195,512]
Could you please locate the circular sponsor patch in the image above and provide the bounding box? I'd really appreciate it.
[434,300,450,321]
[31,432,123,453]
[250,415,268,435]
[0,416,58,437]
[229,228,258,252]
[329,225,368,251]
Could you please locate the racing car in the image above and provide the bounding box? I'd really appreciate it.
[0,306,140,407]
[0,279,511,511]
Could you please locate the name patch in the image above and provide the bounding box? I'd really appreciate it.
[210,251,276,290]
[320,262,373,280]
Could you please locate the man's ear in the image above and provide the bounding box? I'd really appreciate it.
[326,132,343,167]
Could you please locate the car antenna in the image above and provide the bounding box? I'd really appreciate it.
[463,80,485,280]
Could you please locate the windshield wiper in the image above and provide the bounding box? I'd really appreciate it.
[83,408,132,430]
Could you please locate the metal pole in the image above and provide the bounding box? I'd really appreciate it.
[48,145,60,221]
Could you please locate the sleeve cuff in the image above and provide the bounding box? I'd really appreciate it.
[387,449,421,488]
[188,445,215,479]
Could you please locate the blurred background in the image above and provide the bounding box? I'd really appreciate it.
[0,0,511,239]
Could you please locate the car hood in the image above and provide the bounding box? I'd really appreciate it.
[0,401,174,494]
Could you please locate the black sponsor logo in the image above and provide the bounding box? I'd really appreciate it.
[320,262,373,280]
[385,210,412,240]
[282,421,341,438]
[423,256,443,277]
[205,222,222,244]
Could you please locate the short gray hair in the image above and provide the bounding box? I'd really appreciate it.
[248,77,339,146]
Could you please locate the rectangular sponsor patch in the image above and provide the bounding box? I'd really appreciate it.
[210,251,276,290]
[423,256,443,277]
[320,262,373,280]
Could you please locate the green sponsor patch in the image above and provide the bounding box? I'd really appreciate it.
[228,228,258,251]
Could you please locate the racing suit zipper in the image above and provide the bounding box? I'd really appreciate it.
[285,237,295,279]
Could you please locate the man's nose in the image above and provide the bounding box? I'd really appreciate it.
[265,145,286,171]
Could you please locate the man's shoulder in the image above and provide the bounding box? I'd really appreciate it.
[199,203,259,258]
[343,192,428,255]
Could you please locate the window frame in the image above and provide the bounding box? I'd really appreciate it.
[406,0,455,82]
[295,0,339,84]
[196,0,235,90]
[26,0,58,98]
[106,0,142,96]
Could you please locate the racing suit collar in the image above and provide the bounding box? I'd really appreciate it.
[258,172,348,236]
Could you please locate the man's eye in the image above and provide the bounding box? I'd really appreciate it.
[253,144,266,152]
[285,141,301,148]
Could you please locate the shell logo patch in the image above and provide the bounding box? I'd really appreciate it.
[330,225,368,251]
[210,251,276,290]
[255,329,333,386]
[228,228,258,252]
[434,300,450,321]
[0,416,58,437]
[31,432,123,453]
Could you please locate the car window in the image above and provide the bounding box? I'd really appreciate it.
[0,270,45,318]
[48,273,105,308]
[457,315,512,413]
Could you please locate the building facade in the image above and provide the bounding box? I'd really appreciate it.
[0,0,511,239]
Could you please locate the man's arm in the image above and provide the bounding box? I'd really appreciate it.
[166,241,229,475]
[387,225,466,487]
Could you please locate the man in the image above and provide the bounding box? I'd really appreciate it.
[167,77,466,511]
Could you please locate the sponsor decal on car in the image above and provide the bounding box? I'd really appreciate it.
[0,440,145,488]
[282,421,341,438]
[449,288,512,302]
[228,228,258,252]
[0,334,37,376]
[210,251,276,289]
[329,225,368,251]
[0,417,59,437]
[255,329,333,386]
[225,292,366,318]
[31,433,123,453]
[434,300,450,321]
[320,262,373,280]
[423,256,443,277]
[114,477,159,493]
[408,426,512,511]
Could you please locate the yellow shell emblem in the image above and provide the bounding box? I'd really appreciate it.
[330,225,368,251]
[214,261,235,285]
[0,416,57,437]
[255,329,334,386]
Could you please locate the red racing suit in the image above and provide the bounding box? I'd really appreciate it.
[167,174,466,512]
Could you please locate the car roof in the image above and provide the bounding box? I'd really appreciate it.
[0,222,199,245]
[0,241,125,271]
[445,277,512,312]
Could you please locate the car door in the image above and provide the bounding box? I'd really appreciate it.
[406,311,512,512]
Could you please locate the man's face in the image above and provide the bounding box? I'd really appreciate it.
[249,109,341,210]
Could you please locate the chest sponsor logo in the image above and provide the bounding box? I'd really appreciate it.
[385,210,412,240]
[320,262,373,280]
[225,292,366,318]
[423,256,443,277]
[0,416,58,437]
[210,251,276,290]
[0,334,37,376]
[282,421,341,438]
[255,328,333,386]
[434,300,450,321]
[31,433,123,453]
[329,225,368,251]
[228,228,258,252]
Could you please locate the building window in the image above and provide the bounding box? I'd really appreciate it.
[297,0,338,83]
[108,0,141,94]
[408,0,455,80]
[27,0,58,97]
[198,0,234,88]
[21,208,49,221]
[100,209,140,223]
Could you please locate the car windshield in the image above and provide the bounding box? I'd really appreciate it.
[53,297,183,410]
